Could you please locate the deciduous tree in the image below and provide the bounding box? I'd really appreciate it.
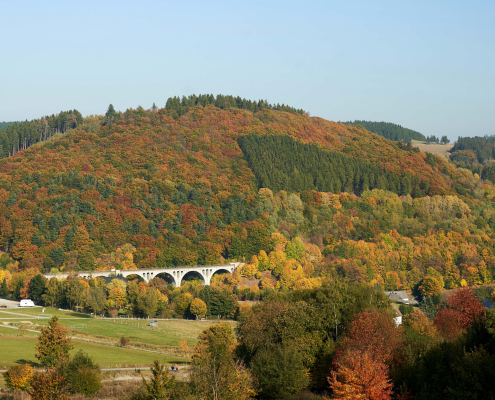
[329,349,394,400]
[190,324,257,400]
[29,368,69,400]
[86,286,106,317]
[35,316,73,366]
[3,363,34,399]
[190,298,207,318]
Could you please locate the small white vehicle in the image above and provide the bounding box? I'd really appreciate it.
[19,299,35,307]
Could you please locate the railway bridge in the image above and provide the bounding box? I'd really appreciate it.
[42,262,242,287]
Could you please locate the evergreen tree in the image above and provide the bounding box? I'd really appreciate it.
[29,274,46,303]
[0,277,8,297]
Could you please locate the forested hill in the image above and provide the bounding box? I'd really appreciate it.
[449,136,495,165]
[344,120,426,142]
[0,110,83,158]
[1,101,495,400]
[0,95,303,160]
[0,100,491,298]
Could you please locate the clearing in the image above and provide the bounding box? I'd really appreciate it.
[411,141,453,159]
[0,336,186,368]
[0,307,235,369]
[0,308,231,347]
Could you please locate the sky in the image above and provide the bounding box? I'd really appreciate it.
[1,0,494,141]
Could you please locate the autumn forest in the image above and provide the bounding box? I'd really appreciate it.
[1,96,495,399]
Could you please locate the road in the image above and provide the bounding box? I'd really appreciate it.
[0,298,21,308]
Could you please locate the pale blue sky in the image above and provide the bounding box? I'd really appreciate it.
[1,0,494,141]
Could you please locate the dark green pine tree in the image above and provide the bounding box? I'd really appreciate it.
[28,274,46,303]
[104,104,119,125]
[0,278,9,297]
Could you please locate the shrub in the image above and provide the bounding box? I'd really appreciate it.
[108,309,119,318]
[120,337,130,348]
[29,368,69,400]
[59,350,102,397]
[3,363,34,393]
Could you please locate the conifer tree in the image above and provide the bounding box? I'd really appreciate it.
[0,277,8,297]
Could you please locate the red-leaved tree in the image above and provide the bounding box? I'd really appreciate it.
[445,287,485,328]
[433,287,485,341]
[339,309,403,363]
[328,309,402,400]
[433,308,463,341]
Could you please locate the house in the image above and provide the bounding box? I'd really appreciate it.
[384,291,418,305]
[391,303,402,326]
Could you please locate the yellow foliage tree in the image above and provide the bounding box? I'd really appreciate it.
[403,309,438,339]
[190,298,207,318]
[419,276,442,297]
[109,287,127,308]
[0,269,12,286]
[257,250,270,271]
[260,277,274,290]
[4,363,34,397]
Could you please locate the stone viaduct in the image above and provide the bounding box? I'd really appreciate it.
[42,262,243,287]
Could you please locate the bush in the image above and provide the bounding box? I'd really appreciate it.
[108,309,119,318]
[120,337,130,348]
[59,350,102,397]
[251,342,309,398]
[399,303,414,315]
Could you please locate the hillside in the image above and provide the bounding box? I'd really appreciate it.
[0,100,493,296]
[344,120,426,142]
[449,136,495,165]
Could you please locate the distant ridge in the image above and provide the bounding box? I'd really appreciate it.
[0,121,20,130]
[344,120,426,142]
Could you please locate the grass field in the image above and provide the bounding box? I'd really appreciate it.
[411,141,453,158]
[0,308,232,347]
[0,336,187,368]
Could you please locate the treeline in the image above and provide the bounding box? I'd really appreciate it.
[344,120,426,142]
[1,272,244,320]
[0,121,19,130]
[450,136,495,165]
[0,110,83,158]
[426,134,450,144]
[164,94,305,118]
[238,134,430,197]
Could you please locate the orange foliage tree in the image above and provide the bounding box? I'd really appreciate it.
[329,349,393,400]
